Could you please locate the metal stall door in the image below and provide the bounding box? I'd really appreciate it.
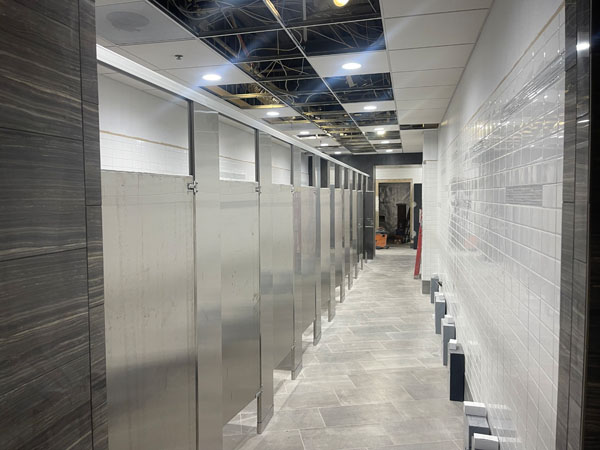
[102,171,196,450]
[300,186,318,332]
[220,180,261,424]
[320,188,332,316]
[357,190,364,268]
[351,191,359,278]
[343,188,351,286]
[272,184,295,367]
[334,189,344,289]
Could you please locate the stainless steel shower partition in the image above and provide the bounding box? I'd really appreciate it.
[300,186,318,333]
[357,189,364,270]
[271,184,295,367]
[219,180,261,425]
[102,171,197,450]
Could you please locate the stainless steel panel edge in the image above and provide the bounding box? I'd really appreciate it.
[193,108,223,450]
[257,131,274,434]
[320,188,332,321]
[290,148,303,379]
[102,171,196,450]
[343,188,351,291]
[219,180,261,425]
[300,186,317,333]
[334,188,345,302]
[328,186,336,321]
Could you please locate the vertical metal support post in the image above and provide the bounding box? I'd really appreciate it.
[256,131,274,433]
[339,167,346,303]
[313,157,322,345]
[347,169,353,291]
[325,161,336,321]
[191,105,223,450]
[290,147,303,379]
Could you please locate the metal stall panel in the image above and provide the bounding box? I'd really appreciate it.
[357,190,364,267]
[320,188,331,313]
[272,184,295,367]
[351,190,359,277]
[334,189,344,287]
[220,180,261,424]
[102,171,196,450]
[300,186,318,331]
[343,188,351,283]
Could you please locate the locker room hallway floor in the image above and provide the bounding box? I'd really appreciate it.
[225,246,464,450]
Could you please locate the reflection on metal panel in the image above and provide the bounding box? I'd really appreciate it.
[334,189,344,286]
[300,187,317,331]
[358,191,364,259]
[320,189,331,310]
[344,189,351,278]
[220,180,261,424]
[102,171,196,450]
[272,185,294,367]
[352,192,359,265]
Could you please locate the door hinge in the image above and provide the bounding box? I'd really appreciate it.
[187,181,198,194]
[255,185,262,194]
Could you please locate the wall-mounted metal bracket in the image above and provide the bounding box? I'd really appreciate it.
[187,181,198,194]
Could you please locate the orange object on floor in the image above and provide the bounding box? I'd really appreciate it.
[414,223,423,278]
[375,233,387,249]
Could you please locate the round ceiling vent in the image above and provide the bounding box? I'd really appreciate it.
[107,11,150,32]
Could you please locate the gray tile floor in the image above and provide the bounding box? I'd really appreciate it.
[225,246,464,450]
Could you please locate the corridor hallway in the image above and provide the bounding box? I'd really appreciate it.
[226,247,463,450]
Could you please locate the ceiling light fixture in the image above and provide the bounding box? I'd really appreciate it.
[334,151,342,155]
[299,131,310,135]
[266,111,280,117]
[374,127,384,131]
[386,149,393,153]
[342,62,361,70]
[333,0,349,7]
[321,143,329,147]
[577,42,590,51]
[363,105,377,111]
[376,130,386,136]
[202,73,222,81]
[381,140,390,144]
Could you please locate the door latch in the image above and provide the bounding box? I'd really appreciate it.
[187,181,198,194]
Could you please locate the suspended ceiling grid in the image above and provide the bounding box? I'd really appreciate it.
[95,0,491,154]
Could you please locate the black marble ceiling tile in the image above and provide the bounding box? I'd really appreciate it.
[0,128,86,261]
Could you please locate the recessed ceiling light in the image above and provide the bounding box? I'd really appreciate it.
[374,127,384,131]
[363,105,377,111]
[381,140,390,144]
[321,143,329,147]
[202,73,222,81]
[334,151,342,155]
[342,62,362,71]
[386,149,393,153]
[333,0,349,6]
[376,130,386,136]
[577,42,590,51]
[266,111,280,117]
[299,131,310,135]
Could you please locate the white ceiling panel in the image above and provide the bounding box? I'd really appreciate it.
[308,51,390,78]
[395,98,450,110]
[389,44,473,72]
[385,10,487,50]
[96,1,192,45]
[359,124,400,133]
[400,130,425,152]
[119,39,229,69]
[393,86,456,100]
[166,65,254,87]
[381,0,492,18]
[396,109,446,124]
[391,68,463,88]
[245,107,299,120]
[342,100,396,114]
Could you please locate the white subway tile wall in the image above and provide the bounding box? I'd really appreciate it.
[219,116,256,182]
[271,138,292,185]
[434,11,564,450]
[98,74,190,176]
